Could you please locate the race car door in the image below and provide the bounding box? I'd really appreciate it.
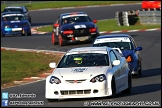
[109,50,122,92]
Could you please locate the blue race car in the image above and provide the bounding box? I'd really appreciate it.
[1,12,31,37]
[92,34,143,77]
[2,6,32,24]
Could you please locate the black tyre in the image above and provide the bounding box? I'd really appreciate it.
[111,76,116,98]
[135,64,142,78]
[139,64,142,76]
[47,99,58,102]
[27,31,31,36]
[47,99,53,102]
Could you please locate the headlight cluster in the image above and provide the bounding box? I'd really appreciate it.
[4,24,9,28]
[90,74,106,83]
[49,76,61,84]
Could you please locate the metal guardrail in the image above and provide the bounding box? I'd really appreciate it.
[115,9,161,26]
[138,11,161,24]
[1,1,56,5]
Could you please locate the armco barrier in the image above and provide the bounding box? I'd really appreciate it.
[138,10,161,24]
[115,8,161,26]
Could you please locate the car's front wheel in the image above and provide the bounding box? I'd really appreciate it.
[111,76,116,98]
[139,64,142,76]
[27,31,31,36]
[58,34,66,46]
[47,99,58,102]
[135,63,142,78]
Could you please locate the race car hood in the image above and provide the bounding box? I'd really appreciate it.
[61,22,96,30]
[53,66,108,80]
[121,50,134,57]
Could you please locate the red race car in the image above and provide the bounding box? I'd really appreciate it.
[142,1,161,9]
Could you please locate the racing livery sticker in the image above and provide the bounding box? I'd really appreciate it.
[72,68,88,72]
[74,25,86,29]
[94,37,131,44]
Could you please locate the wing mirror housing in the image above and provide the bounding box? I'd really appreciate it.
[54,23,59,27]
[135,46,142,51]
[49,62,57,68]
[112,60,120,66]
[93,19,97,23]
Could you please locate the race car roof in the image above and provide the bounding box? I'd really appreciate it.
[96,34,131,39]
[94,34,131,44]
[5,6,23,8]
[2,12,22,15]
[2,13,24,17]
[68,47,109,52]
[67,47,115,54]
[61,12,88,19]
[66,47,110,55]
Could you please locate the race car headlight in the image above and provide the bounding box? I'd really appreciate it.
[49,76,61,84]
[90,74,106,83]
[4,24,9,28]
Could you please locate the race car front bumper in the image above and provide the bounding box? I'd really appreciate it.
[2,27,31,36]
[45,80,111,99]
[62,33,98,43]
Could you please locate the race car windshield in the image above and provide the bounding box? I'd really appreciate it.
[61,16,92,25]
[3,8,23,13]
[57,53,109,68]
[2,15,26,21]
[93,42,133,50]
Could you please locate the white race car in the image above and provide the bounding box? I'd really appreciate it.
[45,47,132,101]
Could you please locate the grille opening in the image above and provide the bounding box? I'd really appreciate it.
[60,89,91,95]
[93,90,98,93]
[54,91,59,95]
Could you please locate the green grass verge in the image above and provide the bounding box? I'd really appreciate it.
[1,1,141,11]
[37,19,161,33]
[1,50,62,85]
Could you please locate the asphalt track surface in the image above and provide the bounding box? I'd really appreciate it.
[1,4,161,107]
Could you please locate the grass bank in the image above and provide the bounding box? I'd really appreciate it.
[1,1,141,11]
[37,19,161,33]
[1,50,62,86]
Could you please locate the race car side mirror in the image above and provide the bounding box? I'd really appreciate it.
[54,23,59,27]
[135,46,142,51]
[112,60,120,66]
[93,20,97,23]
[49,62,57,68]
